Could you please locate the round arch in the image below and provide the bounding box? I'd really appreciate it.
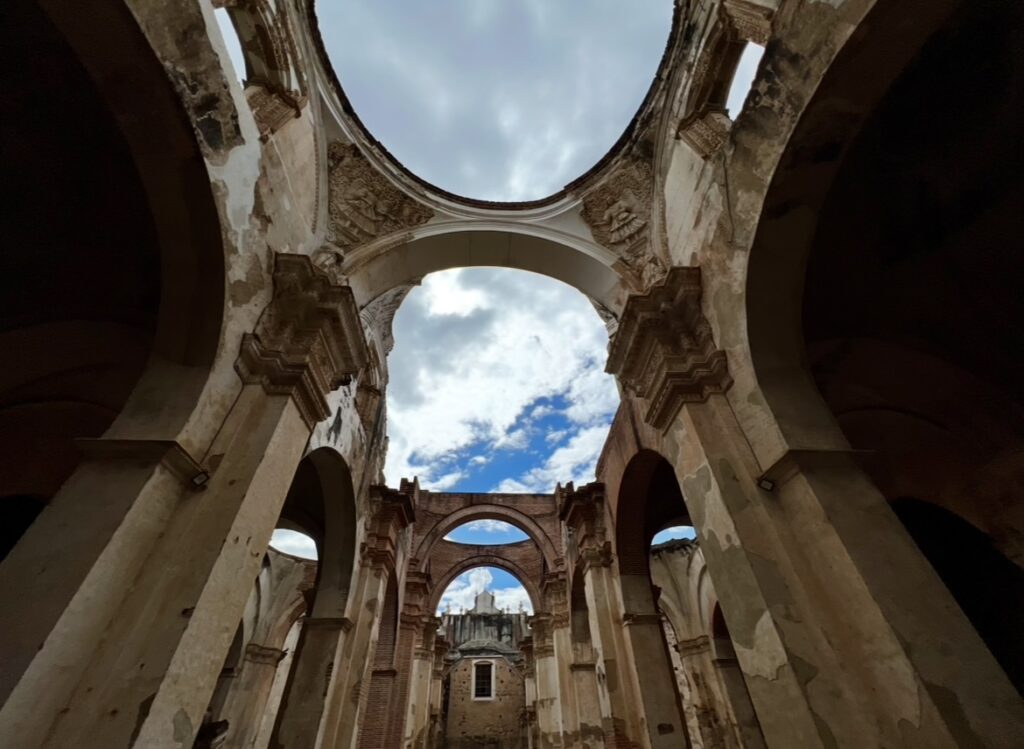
[429,558,541,615]
[743,0,965,455]
[278,447,358,619]
[347,228,629,317]
[0,0,227,547]
[414,503,560,571]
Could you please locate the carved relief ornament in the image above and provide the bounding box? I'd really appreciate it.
[581,158,666,291]
[236,253,369,428]
[605,268,732,431]
[558,481,611,565]
[327,142,433,251]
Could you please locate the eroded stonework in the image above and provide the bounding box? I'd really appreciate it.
[581,156,666,291]
[327,142,433,252]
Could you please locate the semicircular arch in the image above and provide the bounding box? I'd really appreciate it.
[347,228,629,317]
[415,504,559,571]
[429,558,541,615]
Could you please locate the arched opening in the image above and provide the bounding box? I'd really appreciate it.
[446,520,530,546]
[436,565,535,616]
[435,565,532,748]
[615,449,692,746]
[269,448,359,744]
[0,0,158,545]
[269,528,319,560]
[794,0,1024,693]
[0,0,225,559]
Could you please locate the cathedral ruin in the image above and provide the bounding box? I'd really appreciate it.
[1,0,1023,747]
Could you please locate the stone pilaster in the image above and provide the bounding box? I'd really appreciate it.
[606,268,731,431]
[236,252,369,429]
[318,490,414,749]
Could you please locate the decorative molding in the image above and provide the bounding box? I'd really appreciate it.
[245,642,287,665]
[605,267,731,431]
[557,481,610,560]
[622,613,664,627]
[236,253,369,429]
[327,142,433,251]
[580,157,666,291]
[246,84,304,141]
[723,0,774,44]
[361,480,417,571]
[676,635,712,658]
[678,106,732,159]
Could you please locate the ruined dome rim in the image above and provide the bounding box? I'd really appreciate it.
[306,0,682,210]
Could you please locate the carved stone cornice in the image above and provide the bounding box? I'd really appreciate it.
[244,642,286,665]
[361,481,417,571]
[605,267,731,431]
[676,634,711,658]
[580,156,666,291]
[236,253,369,429]
[622,612,664,628]
[677,106,732,159]
[723,0,774,44]
[327,142,433,251]
[557,481,609,557]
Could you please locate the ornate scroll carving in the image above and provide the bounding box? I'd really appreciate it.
[678,106,732,159]
[327,143,433,251]
[581,158,666,291]
[606,268,731,431]
[723,0,774,45]
[236,253,369,428]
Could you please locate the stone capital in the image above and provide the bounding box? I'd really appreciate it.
[606,267,731,430]
[361,481,417,571]
[244,642,287,666]
[236,252,369,429]
[677,106,732,159]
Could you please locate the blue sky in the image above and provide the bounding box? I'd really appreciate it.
[232,2,763,610]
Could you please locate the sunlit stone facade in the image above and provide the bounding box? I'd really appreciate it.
[1,0,1023,748]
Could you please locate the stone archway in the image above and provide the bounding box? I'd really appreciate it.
[428,549,543,615]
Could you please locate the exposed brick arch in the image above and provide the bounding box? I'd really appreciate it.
[427,547,542,613]
[411,492,564,572]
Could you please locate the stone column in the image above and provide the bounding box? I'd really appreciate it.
[427,637,449,749]
[318,485,414,749]
[404,615,440,749]
[270,616,352,748]
[222,642,287,749]
[709,635,763,749]
[561,483,645,748]
[520,637,539,749]
[530,613,565,748]
[607,267,1024,747]
[569,645,604,749]
[0,254,369,749]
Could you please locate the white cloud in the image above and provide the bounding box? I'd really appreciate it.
[385,269,617,489]
[493,425,610,493]
[462,519,516,534]
[269,529,318,560]
[318,0,673,201]
[437,567,534,615]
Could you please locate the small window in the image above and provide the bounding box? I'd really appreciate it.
[473,661,493,699]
